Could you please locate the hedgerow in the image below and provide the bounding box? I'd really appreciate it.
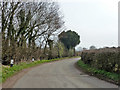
[77,60,119,84]
[81,47,120,74]
[80,47,120,84]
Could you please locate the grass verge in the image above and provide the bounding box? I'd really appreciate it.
[77,59,119,85]
[2,57,70,83]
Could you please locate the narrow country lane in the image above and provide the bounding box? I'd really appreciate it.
[12,58,118,88]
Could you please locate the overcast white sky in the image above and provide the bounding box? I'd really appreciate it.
[57,0,119,49]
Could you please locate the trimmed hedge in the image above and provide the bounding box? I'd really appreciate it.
[77,60,119,84]
[81,47,120,74]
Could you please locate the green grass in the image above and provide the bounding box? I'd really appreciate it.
[77,60,119,84]
[2,57,78,83]
[0,65,2,83]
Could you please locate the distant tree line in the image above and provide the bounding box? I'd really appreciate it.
[0,1,80,65]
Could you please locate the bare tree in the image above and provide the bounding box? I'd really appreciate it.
[0,1,64,64]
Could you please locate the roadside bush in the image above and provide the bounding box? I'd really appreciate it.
[77,60,119,84]
[81,47,120,74]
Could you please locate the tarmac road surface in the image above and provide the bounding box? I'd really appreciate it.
[13,58,118,88]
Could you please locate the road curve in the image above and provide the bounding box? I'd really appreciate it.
[13,58,118,88]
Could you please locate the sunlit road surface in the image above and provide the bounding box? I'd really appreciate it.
[13,58,118,88]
